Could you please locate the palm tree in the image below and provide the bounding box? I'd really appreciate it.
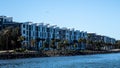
[4,29,11,50]
[89,40,94,50]
[69,41,74,50]
[58,40,64,50]
[78,38,86,50]
[17,36,25,48]
[96,41,102,50]
[82,38,87,50]
[73,43,77,50]
[11,40,16,49]
[36,38,44,51]
[78,38,83,50]
[43,40,49,50]
[57,41,62,50]
[30,39,36,49]
[0,31,6,50]
[50,39,56,50]
[60,39,69,51]
[93,41,98,50]
[55,39,60,49]
[86,39,91,50]
[63,40,69,50]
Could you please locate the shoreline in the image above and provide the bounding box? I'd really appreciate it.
[0,49,120,60]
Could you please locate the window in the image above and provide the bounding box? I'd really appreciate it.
[26,31,28,35]
[36,27,38,31]
[42,28,44,32]
[33,32,34,36]
[29,31,31,36]
[0,18,3,23]
[39,27,41,31]
[31,26,33,30]
[23,24,25,28]
[0,27,1,30]
[44,33,46,37]
[29,25,31,30]
[36,32,38,37]
[23,30,25,34]
[39,32,41,37]
[26,37,28,41]
[26,25,28,30]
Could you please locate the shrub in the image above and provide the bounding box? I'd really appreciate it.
[14,48,26,52]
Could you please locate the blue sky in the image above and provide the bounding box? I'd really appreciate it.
[0,0,120,40]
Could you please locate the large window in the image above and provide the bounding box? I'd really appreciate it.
[0,27,1,30]
[0,18,3,25]
[29,25,31,30]
[23,30,25,34]
[26,25,28,30]
[26,31,28,35]
[29,31,31,36]
[39,27,41,31]
[33,32,35,36]
[23,24,25,28]
[42,28,44,32]
[31,26,33,30]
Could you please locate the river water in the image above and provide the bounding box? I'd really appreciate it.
[0,53,120,68]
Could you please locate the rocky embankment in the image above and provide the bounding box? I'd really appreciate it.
[0,49,120,59]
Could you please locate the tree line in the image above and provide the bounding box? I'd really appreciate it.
[31,37,120,51]
[0,26,120,51]
[0,26,24,50]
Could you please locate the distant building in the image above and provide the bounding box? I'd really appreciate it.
[88,33,116,50]
[88,33,116,44]
[103,36,116,44]
[0,16,21,30]
[88,33,102,42]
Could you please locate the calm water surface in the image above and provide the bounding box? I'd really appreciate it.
[0,53,120,68]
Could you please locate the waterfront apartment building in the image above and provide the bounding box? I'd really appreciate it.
[0,16,21,30]
[0,16,116,50]
[21,22,88,50]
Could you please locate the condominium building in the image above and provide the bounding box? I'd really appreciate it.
[21,22,88,50]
